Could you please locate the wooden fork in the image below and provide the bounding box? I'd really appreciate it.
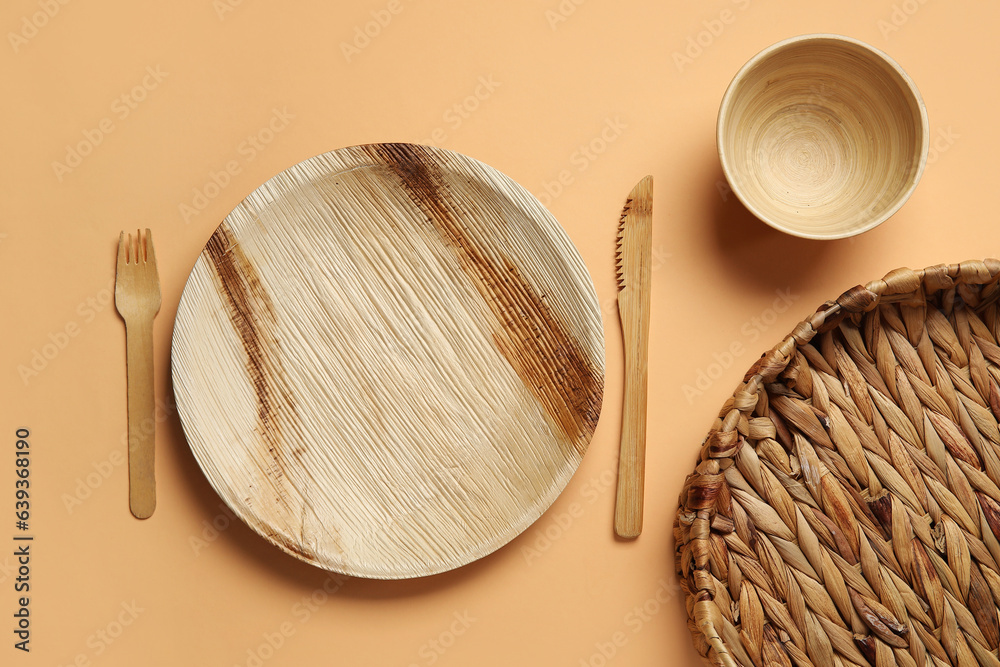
[115,229,161,519]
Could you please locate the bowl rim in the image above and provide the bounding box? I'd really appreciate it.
[717,33,931,240]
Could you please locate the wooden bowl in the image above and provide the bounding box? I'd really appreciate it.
[717,34,929,239]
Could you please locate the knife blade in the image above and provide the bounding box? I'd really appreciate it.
[614,175,652,538]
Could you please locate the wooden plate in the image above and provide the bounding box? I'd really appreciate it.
[171,143,605,579]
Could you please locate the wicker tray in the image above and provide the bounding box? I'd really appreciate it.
[675,260,1000,667]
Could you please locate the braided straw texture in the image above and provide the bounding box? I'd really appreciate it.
[675,260,1000,667]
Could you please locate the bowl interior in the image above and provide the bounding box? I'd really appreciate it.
[719,37,927,239]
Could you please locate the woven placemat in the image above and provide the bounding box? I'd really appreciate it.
[675,260,1000,667]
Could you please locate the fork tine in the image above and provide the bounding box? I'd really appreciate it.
[143,229,157,267]
[118,232,132,271]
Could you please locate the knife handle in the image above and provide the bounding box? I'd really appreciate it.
[615,295,649,538]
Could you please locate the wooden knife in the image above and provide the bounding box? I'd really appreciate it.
[614,175,652,538]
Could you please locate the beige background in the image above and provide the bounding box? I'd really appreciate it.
[0,0,991,665]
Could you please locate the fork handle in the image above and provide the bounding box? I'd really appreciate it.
[125,317,156,519]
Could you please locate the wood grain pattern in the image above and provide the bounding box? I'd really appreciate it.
[115,229,161,520]
[171,143,605,578]
[718,34,928,239]
[614,176,652,539]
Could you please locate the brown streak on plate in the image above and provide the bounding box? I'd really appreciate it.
[373,143,602,453]
[206,225,275,423]
[268,528,313,561]
[205,224,302,495]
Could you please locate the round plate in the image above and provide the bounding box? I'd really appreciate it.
[171,143,605,579]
